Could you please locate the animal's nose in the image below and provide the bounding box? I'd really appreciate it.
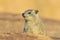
[22,13,25,17]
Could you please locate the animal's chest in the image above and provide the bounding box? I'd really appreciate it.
[25,21,41,34]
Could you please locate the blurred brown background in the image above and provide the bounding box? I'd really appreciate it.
[0,0,60,21]
[0,0,60,39]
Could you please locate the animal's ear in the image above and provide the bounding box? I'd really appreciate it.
[35,10,39,14]
[22,13,25,17]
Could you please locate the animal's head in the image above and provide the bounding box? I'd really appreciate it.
[22,9,39,21]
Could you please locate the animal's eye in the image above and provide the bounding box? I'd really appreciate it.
[28,12,31,14]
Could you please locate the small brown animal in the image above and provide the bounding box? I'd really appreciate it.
[22,9,47,35]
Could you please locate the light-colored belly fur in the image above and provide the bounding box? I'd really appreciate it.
[24,15,47,35]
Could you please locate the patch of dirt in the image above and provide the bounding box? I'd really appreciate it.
[0,33,53,40]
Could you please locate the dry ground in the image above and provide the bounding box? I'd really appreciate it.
[0,33,53,40]
[0,13,59,40]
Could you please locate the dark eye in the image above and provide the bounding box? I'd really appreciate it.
[28,12,31,14]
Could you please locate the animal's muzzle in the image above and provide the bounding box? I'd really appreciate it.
[22,13,25,17]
